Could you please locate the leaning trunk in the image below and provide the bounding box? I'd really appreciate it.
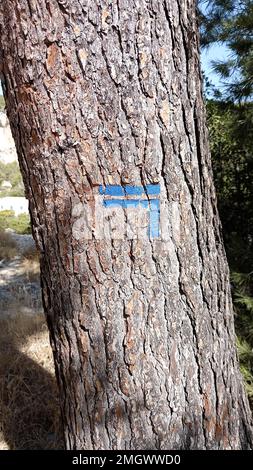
[0,0,252,449]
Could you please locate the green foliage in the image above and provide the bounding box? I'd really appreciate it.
[0,210,31,234]
[207,99,253,272]
[235,293,253,312]
[199,0,253,100]
[0,161,24,197]
[240,365,253,401]
[232,272,253,407]
[207,98,253,408]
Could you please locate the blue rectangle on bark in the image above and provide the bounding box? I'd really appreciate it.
[99,184,160,197]
[100,184,160,238]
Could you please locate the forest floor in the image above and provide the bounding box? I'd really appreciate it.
[0,256,42,316]
[0,233,63,449]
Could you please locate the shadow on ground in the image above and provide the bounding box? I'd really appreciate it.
[0,313,64,449]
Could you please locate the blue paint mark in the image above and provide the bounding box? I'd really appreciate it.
[99,185,124,196]
[103,199,125,208]
[150,199,160,211]
[145,184,160,195]
[103,199,139,208]
[139,200,149,210]
[149,200,160,238]
[125,199,142,208]
[103,199,152,210]
[124,186,144,196]
[99,184,160,197]
[149,207,160,238]
[100,184,160,238]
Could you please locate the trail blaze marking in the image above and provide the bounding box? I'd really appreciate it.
[99,184,160,239]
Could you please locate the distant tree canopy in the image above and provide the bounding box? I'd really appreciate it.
[199,0,253,100]
[199,1,253,272]
[0,210,31,234]
[200,2,253,400]
[0,161,24,197]
[207,99,253,271]
[206,97,253,407]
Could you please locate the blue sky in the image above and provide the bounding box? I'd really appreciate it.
[201,42,231,91]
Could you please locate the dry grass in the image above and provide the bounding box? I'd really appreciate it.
[0,313,64,449]
[22,244,39,262]
[20,245,40,282]
[20,257,40,283]
[0,231,17,261]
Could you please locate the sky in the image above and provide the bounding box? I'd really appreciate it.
[200,42,231,92]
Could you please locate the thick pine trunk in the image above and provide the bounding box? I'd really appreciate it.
[0,0,252,450]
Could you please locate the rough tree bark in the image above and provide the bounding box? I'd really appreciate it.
[0,0,252,450]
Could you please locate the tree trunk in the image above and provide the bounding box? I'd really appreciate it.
[0,0,252,450]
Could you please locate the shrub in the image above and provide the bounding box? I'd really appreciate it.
[0,161,24,196]
[0,231,17,260]
[233,272,253,410]
[21,246,40,283]
[22,244,39,262]
[0,210,31,234]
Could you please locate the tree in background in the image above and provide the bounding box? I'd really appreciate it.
[1,0,253,449]
[199,1,253,410]
[207,100,253,271]
[0,161,25,196]
[199,0,253,100]
[206,99,253,407]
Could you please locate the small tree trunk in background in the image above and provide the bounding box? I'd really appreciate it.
[0,0,252,450]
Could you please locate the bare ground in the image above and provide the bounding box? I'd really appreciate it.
[0,234,63,449]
